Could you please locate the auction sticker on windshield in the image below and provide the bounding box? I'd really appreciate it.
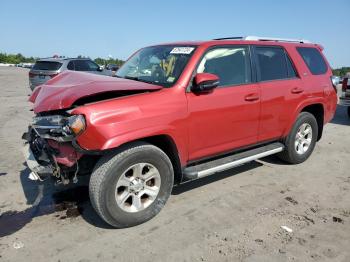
[170,47,195,54]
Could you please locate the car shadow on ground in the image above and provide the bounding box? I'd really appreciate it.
[330,105,350,125]
[0,164,113,237]
[2,160,268,233]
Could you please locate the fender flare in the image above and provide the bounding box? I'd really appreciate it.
[282,98,326,138]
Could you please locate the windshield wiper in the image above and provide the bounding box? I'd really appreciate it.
[123,76,157,85]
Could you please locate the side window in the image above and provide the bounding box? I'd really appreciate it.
[255,47,289,81]
[67,61,74,70]
[286,54,297,78]
[74,60,99,71]
[86,60,100,71]
[297,47,327,75]
[196,46,251,87]
[74,60,88,71]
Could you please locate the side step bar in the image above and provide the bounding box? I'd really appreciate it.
[183,142,284,179]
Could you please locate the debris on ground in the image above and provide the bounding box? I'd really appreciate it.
[281,225,293,233]
[332,216,343,223]
[302,215,315,224]
[285,196,298,205]
[310,207,317,213]
[13,241,24,249]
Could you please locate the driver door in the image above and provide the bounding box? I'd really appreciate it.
[186,45,260,161]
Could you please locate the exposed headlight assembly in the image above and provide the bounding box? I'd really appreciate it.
[66,115,86,136]
[32,114,86,141]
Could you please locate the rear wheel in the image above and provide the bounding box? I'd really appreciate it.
[278,112,318,164]
[89,142,174,228]
[347,106,350,118]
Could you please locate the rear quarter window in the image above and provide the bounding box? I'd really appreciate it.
[32,61,62,71]
[297,47,328,75]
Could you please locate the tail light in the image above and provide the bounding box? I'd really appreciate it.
[342,78,348,92]
[29,72,36,78]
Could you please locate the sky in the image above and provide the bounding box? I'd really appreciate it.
[0,0,349,67]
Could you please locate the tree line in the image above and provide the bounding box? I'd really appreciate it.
[332,67,350,77]
[0,53,124,66]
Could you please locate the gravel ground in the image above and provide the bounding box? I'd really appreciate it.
[0,66,349,262]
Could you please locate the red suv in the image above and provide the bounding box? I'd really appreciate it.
[24,36,337,228]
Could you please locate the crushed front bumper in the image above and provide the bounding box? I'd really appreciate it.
[23,143,53,180]
[22,126,85,183]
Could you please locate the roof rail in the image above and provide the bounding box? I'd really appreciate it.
[213,37,244,40]
[244,36,311,43]
[213,36,311,44]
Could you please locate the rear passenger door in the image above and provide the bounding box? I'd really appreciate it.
[253,46,305,141]
[187,45,260,161]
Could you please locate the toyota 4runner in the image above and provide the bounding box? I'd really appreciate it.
[24,36,337,228]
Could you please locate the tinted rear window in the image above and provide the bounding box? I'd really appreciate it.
[33,61,62,71]
[256,47,289,81]
[297,47,327,75]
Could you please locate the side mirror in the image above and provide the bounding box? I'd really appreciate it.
[192,73,219,93]
[97,66,103,72]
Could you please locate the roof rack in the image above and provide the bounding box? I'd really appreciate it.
[213,36,311,44]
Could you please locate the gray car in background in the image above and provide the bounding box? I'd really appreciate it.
[29,57,111,90]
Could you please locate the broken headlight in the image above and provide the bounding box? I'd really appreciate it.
[32,114,86,141]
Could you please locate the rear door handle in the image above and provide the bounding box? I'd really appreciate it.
[291,87,304,94]
[244,93,259,101]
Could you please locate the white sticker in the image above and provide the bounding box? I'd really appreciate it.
[170,47,194,54]
[167,77,175,82]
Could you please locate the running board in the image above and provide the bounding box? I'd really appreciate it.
[183,142,284,179]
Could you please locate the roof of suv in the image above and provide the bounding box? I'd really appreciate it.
[158,36,322,49]
[36,57,92,62]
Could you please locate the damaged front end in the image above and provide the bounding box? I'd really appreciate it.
[22,114,92,185]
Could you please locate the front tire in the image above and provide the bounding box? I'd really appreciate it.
[278,112,318,164]
[89,142,174,228]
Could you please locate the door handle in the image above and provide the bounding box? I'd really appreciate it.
[291,87,304,94]
[244,93,259,101]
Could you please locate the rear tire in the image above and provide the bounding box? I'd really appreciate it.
[278,112,318,164]
[89,142,174,228]
[347,107,350,118]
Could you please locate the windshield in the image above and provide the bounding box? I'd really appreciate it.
[116,45,196,87]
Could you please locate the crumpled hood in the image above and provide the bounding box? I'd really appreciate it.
[30,71,163,113]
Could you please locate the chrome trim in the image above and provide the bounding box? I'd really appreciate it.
[197,147,284,178]
[32,125,62,129]
[244,36,311,43]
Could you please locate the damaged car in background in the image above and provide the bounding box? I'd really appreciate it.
[23,37,337,228]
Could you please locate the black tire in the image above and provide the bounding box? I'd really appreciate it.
[347,107,350,118]
[89,142,174,228]
[278,112,318,164]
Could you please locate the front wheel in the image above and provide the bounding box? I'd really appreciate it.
[278,112,318,164]
[89,142,174,228]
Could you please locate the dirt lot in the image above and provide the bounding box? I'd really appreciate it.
[0,66,349,262]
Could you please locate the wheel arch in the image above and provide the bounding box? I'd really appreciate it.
[300,104,324,141]
[105,135,183,185]
[284,101,325,141]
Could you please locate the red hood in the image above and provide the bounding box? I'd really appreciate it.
[30,71,163,113]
